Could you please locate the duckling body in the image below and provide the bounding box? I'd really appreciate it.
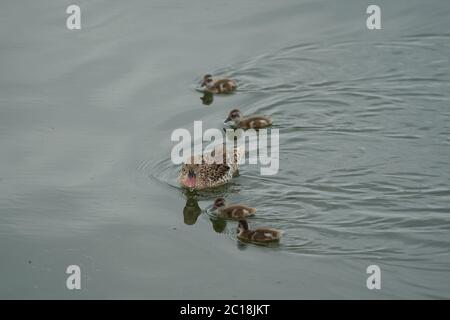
[178,144,242,190]
[201,74,237,94]
[236,116,273,129]
[219,205,256,219]
[237,220,282,244]
[225,109,272,129]
[212,197,256,220]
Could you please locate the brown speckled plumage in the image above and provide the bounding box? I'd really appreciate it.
[179,144,241,190]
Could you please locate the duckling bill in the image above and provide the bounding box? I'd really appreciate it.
[225,109,272,129]
[212,197,256,220]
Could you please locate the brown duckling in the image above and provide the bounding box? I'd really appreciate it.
[201,74,237,94]
[225,109,272,129]
[212,197,256,220]
[178,144,242,190]
[237,220,282,244]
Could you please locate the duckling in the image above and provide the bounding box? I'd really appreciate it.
[225,109,272,129]
[178,144,242,190]
[201,74,237,94]
[237,220,282,244]
[212,197,256,220]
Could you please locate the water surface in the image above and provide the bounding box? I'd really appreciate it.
[1,0,450,298]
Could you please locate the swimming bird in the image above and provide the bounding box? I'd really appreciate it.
[178,144,242,190]
[237,220,282,244]
[212,197,256,220]
[225,109,272,129]
[201,74,237,94]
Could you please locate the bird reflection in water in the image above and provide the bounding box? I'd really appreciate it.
[200,91,214,106]
[210,216,227,233]
[182,190,228,233]
[182,190,202,225]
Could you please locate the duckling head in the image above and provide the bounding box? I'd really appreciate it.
[237,219,249,234]
[201,74,214,88]
[225,109,242,126]
[212,197,226,209]
[180,163,200,189]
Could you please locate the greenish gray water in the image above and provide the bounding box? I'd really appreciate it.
[1,0,450,299]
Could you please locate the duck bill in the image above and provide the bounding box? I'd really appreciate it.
[185,171,196,188]
[186,177,196,188]
[224,116,231,122]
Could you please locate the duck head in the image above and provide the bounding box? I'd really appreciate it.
[180,162,200,189]
[212,197,226,209]
[225,109,242,126]
[201,74,214,88]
